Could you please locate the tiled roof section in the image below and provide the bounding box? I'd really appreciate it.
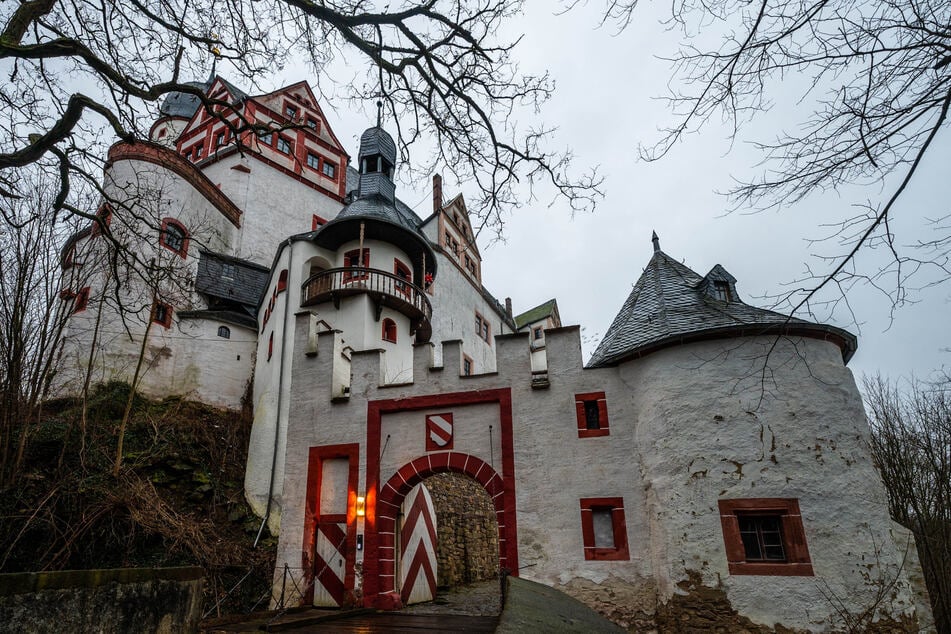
[177,309,257,329]
[359,126,397,165]
[586,250,856,367]
[514,299,557,329]
[158,76,248,119]
[194,250,270,308]
[332,194,420,233]
[158,81,210,118]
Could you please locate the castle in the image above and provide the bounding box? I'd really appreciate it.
[56,77,934,631]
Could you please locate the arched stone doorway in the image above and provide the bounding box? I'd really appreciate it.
[364,451,518,608]
[363,388,518,609]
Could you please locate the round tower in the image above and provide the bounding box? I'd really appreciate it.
[300,120,437,381]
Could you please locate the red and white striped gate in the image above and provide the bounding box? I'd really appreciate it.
[313,518,348,607]
[399,483,438,605]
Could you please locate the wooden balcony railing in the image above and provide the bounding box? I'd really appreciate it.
[300,267,433,341]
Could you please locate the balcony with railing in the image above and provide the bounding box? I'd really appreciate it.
[300,267,433,342]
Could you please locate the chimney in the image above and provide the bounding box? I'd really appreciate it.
[505,297,513,319]
[432,173,443,214]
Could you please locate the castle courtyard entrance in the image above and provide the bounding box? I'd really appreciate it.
[364,388,519,609]
[395,473,500,606]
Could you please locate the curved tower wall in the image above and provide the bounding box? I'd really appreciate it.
[618,335,924,629]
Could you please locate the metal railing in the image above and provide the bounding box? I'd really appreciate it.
[300,267,433,323]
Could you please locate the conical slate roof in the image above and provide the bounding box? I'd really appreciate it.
[586,245,856,367]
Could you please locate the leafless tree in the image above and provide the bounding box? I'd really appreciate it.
[0,168,89,485]
[593,0,950,319]
[865,373,951,632]
[0,0,601,241]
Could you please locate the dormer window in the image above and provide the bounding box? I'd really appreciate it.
[285,104,298,119]
[714,281,732,302]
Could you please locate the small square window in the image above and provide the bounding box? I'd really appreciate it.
[73,287,91,313]
[152,301,173,329]
[718,498,813,576]
[714,280,732,302]
[159,219,188,257]
[285,104,297,119]
[533,327,543,340]
[580,497,629,561]
[475,312,491,345]
[276,137,292,154]
[259,131,273,146]
[217,326,231,339]
[307,153,320,170]
[322,161,336,179]
[575,392,609,438]
[382,318,397,343]
[306,118,318,129]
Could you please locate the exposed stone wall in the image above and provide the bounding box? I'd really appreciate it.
[0,567,203,634]
[425,472,499,587]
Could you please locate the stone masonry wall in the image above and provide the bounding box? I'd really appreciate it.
[425,473,499,587]
[0,566,203,634]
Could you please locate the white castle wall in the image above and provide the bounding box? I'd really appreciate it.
[265,319,930,630]
[54,156,240,401]
[200,156,343,264]
[621,336,927,628]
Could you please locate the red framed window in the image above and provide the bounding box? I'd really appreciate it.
[322,160,336,179]
[312,214,328,231]
[343,248,369,281]
[394,259,412,296]
[475,311,491,345]
[718,498,813,576]
[73,287,91,313]
[575,392,609,438]
[306,153,320,170]
[382,318,397,343]
[276,136,292,154]
[285,104,298,119]
[151,301,173,329]
[580,497,629,561]
[215,131,226,148]
[258,131,273,147]
[90,204,112,237]
[277,269,288,293]
[306,118,320,131]
[159,218,189,258]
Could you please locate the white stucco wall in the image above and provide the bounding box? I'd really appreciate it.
[264,321,930,630]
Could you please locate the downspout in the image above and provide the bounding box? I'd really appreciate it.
[255,237,295,547]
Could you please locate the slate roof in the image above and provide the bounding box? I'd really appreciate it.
[194,250,270,308]
[514,299,557,329]
[586,248,857,367]
[158,76,248,119]
[332,194,420,234]
[359,126,397,165]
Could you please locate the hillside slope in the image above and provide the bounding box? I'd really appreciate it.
[0,382,274,616]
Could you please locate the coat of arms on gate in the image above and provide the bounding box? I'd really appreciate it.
[425,413,454,451]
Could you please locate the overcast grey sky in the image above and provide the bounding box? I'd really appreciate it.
[269,0,950,382]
